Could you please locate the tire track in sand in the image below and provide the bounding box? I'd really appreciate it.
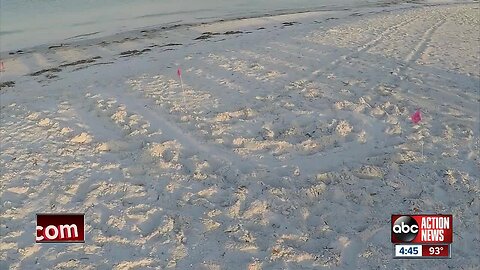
[403,19,447,65]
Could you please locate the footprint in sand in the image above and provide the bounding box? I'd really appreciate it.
[37,118,53,127]
[71,132,93,144]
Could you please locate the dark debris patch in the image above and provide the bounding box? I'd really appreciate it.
[350,12,363,17]
[113,37,140,44]
[72,62,114,71]
[0,81,15,89]
[194,31,246,41]
[45,74,58,79]
[157,43,183,48]
[8,50,24,55]
[160,24,183,31]
[224,31,243,35]
[315,17,339,24]
[48,44,68,49]
[30,68,62,76]
[59,56,102,68]
[282,22,299,26]
[194,32,221,40]
[119,48,152,57]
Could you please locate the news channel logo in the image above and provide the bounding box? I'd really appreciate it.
[392,215,419,242]
[391,214,453,244]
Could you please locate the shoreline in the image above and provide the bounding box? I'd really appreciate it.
[0,0,473,57]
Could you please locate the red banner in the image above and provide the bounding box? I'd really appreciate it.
[36,213,85,243]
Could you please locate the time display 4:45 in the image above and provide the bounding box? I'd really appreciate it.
[399,246,419,255]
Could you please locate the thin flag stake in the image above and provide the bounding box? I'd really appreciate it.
[411,108,424,159]
[177,68,186,104]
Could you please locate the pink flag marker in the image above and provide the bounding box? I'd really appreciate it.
[411,109,421,124]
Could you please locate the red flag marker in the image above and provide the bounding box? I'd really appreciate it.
[411,109,421,124]
[0,61,4,72]
[177,68,182,77]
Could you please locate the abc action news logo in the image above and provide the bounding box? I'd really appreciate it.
[391,214,452,244]
[36,214,84,243]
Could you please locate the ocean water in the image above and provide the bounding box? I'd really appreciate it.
[0,0,463,52]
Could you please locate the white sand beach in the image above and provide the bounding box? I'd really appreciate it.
[1,1,479,269]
